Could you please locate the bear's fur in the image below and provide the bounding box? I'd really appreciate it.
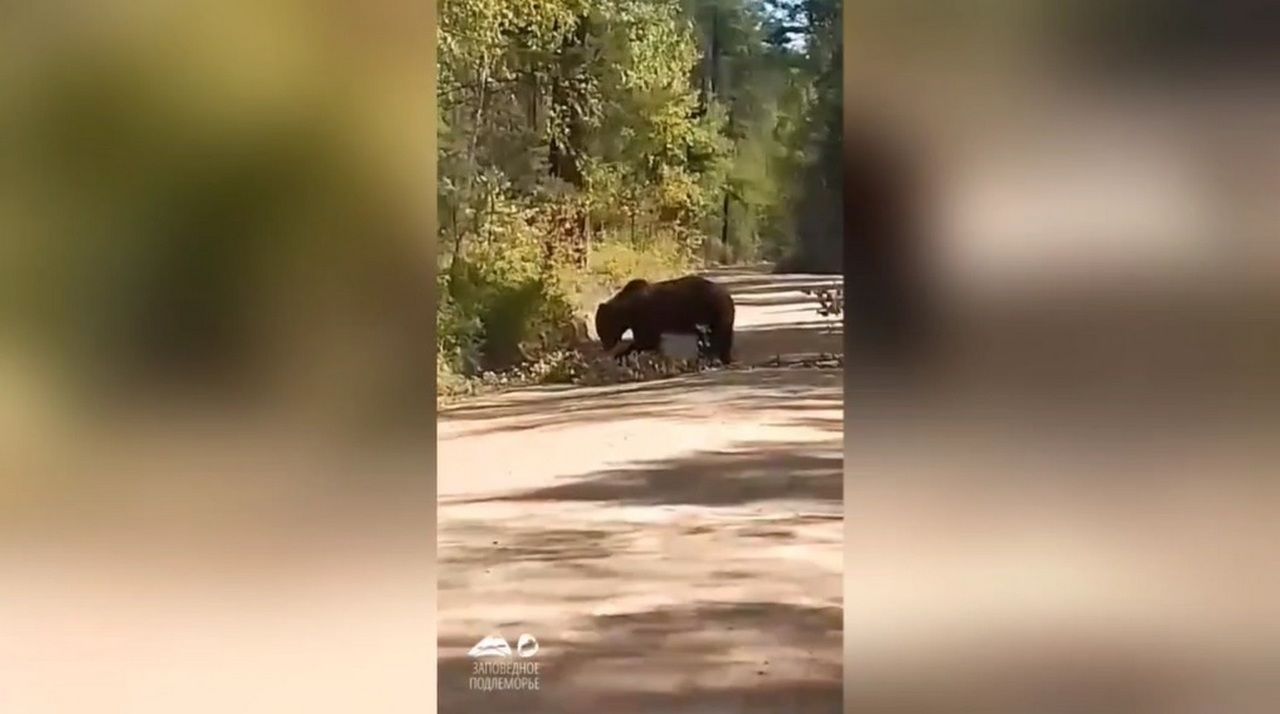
[595,275,735,364]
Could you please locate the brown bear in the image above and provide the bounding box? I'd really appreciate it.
[594,275,735,364]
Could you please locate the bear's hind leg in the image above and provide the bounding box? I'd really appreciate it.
[695,325,713,358]
[710,328,733,365]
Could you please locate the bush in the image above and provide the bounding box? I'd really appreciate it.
[439,268,579,375]
[436,193,701,399]
[560,232,696,323]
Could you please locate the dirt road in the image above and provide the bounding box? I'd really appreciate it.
[436,269,844,713]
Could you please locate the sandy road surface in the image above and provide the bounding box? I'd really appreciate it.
[437,269,844,713]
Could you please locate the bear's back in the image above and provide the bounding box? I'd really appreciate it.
[614,278,650,299]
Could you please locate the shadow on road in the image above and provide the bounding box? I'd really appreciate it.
[438,600,842,714]
[701,268,839,294]
[735,291,831,307]
[440,368,841,439]
[735,324,842,363]
[451,439,842,508]
[727,280,840,298]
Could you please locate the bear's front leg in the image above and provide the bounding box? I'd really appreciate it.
[630,330,662,357]
[612,341,639,362]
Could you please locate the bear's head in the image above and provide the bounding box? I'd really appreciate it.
[594,301,627,353]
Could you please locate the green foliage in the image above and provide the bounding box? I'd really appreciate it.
[439,210,576,374]
[578,233,694,298]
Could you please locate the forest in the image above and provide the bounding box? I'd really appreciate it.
[437,0,842,393]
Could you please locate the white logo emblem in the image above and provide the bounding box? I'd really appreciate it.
[467,634,512,658]
[516,633,539,658]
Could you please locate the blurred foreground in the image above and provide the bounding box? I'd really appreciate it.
[0,3,436,712]
[843,3,1280,712]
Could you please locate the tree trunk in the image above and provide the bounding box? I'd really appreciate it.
[710,7,721,98]
[549,16,588,188]
[448,65,490,280]
[528,70,538,128]
[721,95,736,264]
[721,190,731,264]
